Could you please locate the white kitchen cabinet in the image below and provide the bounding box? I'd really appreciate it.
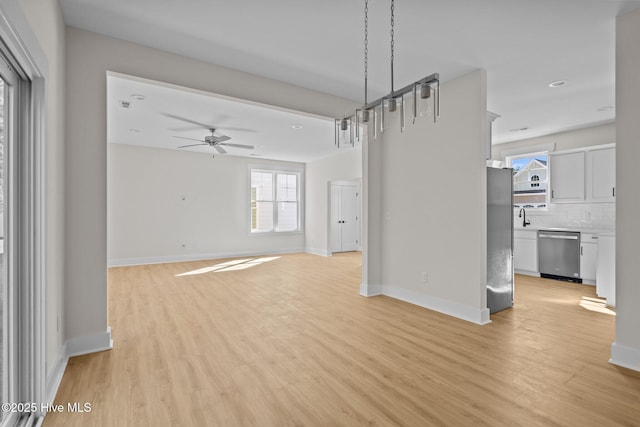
[550,151,585,202]
[580,233,598,283]
[549,145,616,204]
[587,148,616,202]
[596,234,616,307]
[514,230,538,275]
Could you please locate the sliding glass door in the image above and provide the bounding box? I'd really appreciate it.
[0,63,5,424]
[0,7,46,426]
[0,39,43,427]
[0,46,18,427]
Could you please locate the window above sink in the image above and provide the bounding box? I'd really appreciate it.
[506,151,549,211]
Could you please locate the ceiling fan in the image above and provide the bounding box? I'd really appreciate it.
[163,112,255,133]
[173,128,254,156]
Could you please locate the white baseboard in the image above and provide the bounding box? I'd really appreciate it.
[382,286,491,325]
[65,327,113,358]
[360,282,383,297]
[610,341,640,372]
[108,248,306,267]
[44,341,70,405]
[305,247,331,257]
[43,327,113,413]
[514,270,540,277]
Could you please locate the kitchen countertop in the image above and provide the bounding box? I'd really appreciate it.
[514,226,615,235]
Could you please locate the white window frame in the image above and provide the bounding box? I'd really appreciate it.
[249,165,304,235]
[506,151,549,211]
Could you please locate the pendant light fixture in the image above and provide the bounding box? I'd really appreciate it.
[335,0,440,148]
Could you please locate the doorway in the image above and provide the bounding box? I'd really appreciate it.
[329,181,361,254]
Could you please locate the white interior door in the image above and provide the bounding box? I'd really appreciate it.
[330,185,342,252]
[330,183,360,253]
[340,185,358,252]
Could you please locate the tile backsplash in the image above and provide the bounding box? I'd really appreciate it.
[514,203,615,230]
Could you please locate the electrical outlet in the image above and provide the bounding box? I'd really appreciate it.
[421,272,428,283]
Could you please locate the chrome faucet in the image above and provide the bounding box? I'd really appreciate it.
[518,208,531,227]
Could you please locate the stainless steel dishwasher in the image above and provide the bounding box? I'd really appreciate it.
[537,230,581,282]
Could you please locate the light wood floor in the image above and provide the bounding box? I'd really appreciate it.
[44,252,640,426]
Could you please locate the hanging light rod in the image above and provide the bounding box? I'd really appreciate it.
[335,73,440,147]
[361,73,439,112]
[335,0,440,148]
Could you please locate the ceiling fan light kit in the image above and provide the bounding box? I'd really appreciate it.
[335,0,440,148]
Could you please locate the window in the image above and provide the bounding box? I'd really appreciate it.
[530,174,540,188]
[250,169,302,233]
[507,153,548,210]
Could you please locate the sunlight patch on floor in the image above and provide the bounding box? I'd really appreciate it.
[176,256,281,276]
[579,296,615,316]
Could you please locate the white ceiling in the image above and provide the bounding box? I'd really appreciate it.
[66,0,640,159]
[107,73,342,163]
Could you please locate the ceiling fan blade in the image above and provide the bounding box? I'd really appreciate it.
[204,113,256,132]
[217,126,256,133]
[178,143,209,148]
[213,145,227,154]
[164,113,257,133]
[163,113,212,130]
[169,125,205,132]
[220,143,254,150]
[211,135,231,143]
[172,135,205,142]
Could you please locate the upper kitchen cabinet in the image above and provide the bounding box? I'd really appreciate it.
[549,145,616,204]
[550,151,585,202]
[587,147,616,202]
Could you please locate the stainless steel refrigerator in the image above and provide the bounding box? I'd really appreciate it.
[487,167,514,313]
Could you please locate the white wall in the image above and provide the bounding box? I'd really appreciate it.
[305,148,362,256]
[612,8,640,371]
[16,0,66,381]
[364,70,489,324]
[65,27,358,344]
[491,122,615,161]
[108,144,305,265]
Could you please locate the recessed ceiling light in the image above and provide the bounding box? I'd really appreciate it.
[548,80,567,88]
[509,127,529,132]
[130,94,145,101]
[291,124,303,129]
[597,106,614,112]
